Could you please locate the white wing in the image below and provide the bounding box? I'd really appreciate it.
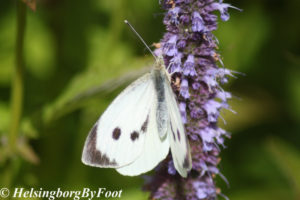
[116,103,170,176]
[82,73,156,168]
[164,76,192,177]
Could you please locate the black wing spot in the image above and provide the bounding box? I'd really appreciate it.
[83,123,117,166]
[130,131,139,141]
[112,127,121,140]
[177,129,181,141]
[170,123,176,140]
[183,154,190,169]
[141,115,149,132]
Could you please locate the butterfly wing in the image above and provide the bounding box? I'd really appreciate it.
[116,102,170,176]
[164,75,192,177]
[82,73,156,168]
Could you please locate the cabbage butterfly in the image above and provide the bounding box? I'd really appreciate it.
[81,20,192,177]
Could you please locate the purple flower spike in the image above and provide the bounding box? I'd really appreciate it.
[169,7,181,25]
[203,100,222,122]
[210,1,242,21]
[192,12,205,32]
[167,160,176,175]
[193,180,216,199]
[180,79,190,99]
[163,35,178,56]
[183,54,197,76]
[179,101,187,123]
[144,0,238,199]
[177,39,186,48]
[170,52,182,73]
[216,90,232,101]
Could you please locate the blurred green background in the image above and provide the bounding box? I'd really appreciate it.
[0,0,299,199]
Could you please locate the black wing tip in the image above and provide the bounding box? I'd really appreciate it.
[183,155,191,169]
[178,155,192,178]
[182,150,192,172]
[82,122,118,167]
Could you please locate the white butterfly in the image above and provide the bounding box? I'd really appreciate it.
[81,21,192,178]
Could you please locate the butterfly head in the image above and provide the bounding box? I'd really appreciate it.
[154,55,165,69]
[153,55,172,82]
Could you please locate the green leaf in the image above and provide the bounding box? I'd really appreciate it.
[0,8,56,84]
[43,56,151,125]
[218,90,279,132]
[266,137,300,198]
[120,189,148,200]
[24,12,56,80]
[41,20,155,124]
[0,11,16,86]
[215,5,270,72]
[0,102,10,134]
[0,102,38,138]
[229,187,292,200]
[287,67,300,122]
[20,118,38,139]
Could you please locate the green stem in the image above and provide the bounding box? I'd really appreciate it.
[9,1,27,153]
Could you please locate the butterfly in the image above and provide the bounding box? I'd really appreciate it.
[81,21,192,178]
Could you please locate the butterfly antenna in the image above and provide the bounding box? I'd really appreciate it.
[124,20,157,60]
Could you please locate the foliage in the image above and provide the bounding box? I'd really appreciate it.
[0,0,299,199]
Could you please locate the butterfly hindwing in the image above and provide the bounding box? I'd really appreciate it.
[82,73,156,168]
[164,75,192,177]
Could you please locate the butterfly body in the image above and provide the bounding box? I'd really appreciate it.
[151,59,170,139]
[82,57,192,177]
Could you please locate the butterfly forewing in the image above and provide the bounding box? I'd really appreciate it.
[82,73,156,168]
[116,102,170,176]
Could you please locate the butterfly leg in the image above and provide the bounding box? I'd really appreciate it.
[166,62,174,72]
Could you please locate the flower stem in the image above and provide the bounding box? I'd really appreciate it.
[9,1,27,152]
